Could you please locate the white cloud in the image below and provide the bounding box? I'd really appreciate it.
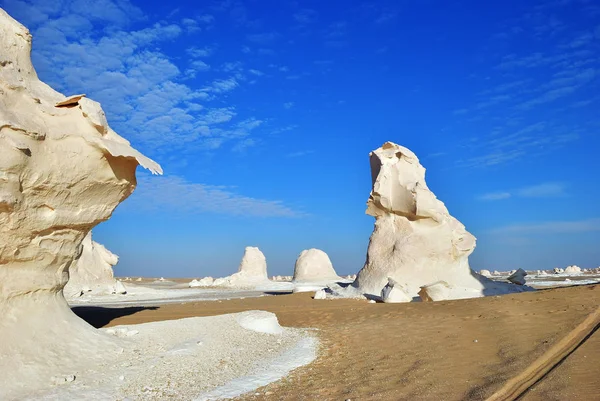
[187,46,214,58]
[293,9,318,24]
[489,218,600,235]
[287,150,314,158]
[517,183,565,198]
[283,102,294,109]
[478,183,565,201]
[246,32,279,44]
[128,175,303,217]
[478,192,512,201]
[203,77,239,93]
[4,0,264,155]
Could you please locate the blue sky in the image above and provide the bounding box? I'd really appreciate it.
[3,0,599,277]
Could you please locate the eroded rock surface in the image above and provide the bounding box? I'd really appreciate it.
[351,142,529,300]
[213,247,271,288]
[0,9,160,399]
[63,232,121,298]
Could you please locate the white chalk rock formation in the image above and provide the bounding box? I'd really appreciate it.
[63,232,120,297]
[479,269,492,278]
[508,268,527,285]
[0,9,161,399]
[554,267,565,274]
[349,142,528,300]
[293,248,341,283]
[214,247,270,288]
[381,278,412,303]
[313,289,327,299]
[564,265,582,275]
[189,277,215,287]
[418,281,452,302]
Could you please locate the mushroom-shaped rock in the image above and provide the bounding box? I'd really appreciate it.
[350,142,529,300]
[63,232,120,298]
[479,269,492,278]
[564,265,582,275]
[508,268,527,285]
[381,278,412,303]
[0,9,161,399]
[293,249,341,283]
[554,268,565,274]
[418,281,452,302]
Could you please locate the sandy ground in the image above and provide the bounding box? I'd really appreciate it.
[74,284,600,401]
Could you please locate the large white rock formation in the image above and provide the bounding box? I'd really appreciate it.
[564,265,582,275]
[0,9,160,399]
[63,231,121,297]
[293,248,341,283]
[349,142,528,301]
[213,247,270,287]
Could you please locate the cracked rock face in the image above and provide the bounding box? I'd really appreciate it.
[0,9,160,398]
[352,142,525,301]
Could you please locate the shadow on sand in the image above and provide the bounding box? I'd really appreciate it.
[72,306,159,328]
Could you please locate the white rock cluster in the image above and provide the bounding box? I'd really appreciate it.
[564,265,582,274]
[0,9,161,399]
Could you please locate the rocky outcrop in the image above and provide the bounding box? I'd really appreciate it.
[564,265,582,275]
[0,9,160,399]
[350,142,529,301]
[508,268,527,285]
[479,269,492,278]
[293,249,341,283]
[213,247,270,287]
[63,232,121,297]
[381,278,411,303]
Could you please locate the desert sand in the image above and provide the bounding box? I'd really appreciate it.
[76,283,600,401]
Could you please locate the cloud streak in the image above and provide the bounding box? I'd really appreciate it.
[128,175,304,218]
[489,218,600,235]
[479,183,566,201]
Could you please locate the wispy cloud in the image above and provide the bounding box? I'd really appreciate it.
[489,218,600,235]
[479,192,512,201]
[128,175,304,217]
[5,0,266,157]
[246,32,279,44]
[283,102,294,109]
[478,183,566,201]
[287,150,314,158]
[293,9,318,25]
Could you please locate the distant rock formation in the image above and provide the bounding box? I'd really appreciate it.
[349,142,529,301]
[212,247,271,288]
[63,232,122,298]
[0,9,161,399]
[479,269,492,278]
[508,268,527,285]
[564,265,582,275]
[189,277,215,287]
[293,249,341,283]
